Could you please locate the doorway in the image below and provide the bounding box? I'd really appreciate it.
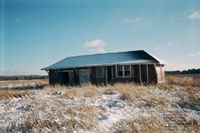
[107,66,112,83]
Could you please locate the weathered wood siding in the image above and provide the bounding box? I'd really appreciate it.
[148,64,157,83]
[49,70,56,85]
[48,63,164,85]
[90,67,106,85]
[132,65,140,83]
[155,64,165,83]
[111,65,134,83]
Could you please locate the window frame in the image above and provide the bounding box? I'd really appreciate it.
[124,65,131,77]
[116,65,123,77]
[116,65,131,78]
[96,67,104,78]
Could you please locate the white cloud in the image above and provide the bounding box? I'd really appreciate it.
[189,54,196,57]
[89,47,105,53]
[189,52,200,57]
[167,41,173,47]
[123,17,142,24]
[154,46,162,50]
[179,52,200,58]
[187,10,200,20]
[83,39,107,53]
[83,39,107,48]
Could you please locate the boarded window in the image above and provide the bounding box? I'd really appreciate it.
[124,65,131,77]
[117,66,123,77]
[96,67,103,78]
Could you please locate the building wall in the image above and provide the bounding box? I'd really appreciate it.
[48,63,164,85]
[111,65,134,83]
[148,64,157,83]
[155,64,165,83]
[90,67,105,85]
[49,70,56,85]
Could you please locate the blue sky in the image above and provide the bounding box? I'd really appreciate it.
[0,0,200,75]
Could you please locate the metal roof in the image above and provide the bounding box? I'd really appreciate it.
[42,50,164,70]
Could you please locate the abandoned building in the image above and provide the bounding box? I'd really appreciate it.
[42,50,165,85]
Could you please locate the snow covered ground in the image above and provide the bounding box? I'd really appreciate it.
[0,82,199,132]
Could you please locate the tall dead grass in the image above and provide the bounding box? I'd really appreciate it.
[44,83,100,99]
[7,105,98,132]
[0,79,48,87]
[108,83,171,108]
[158,75,200,111]
[108,83,147,102]
[115,115,166,133]
[115,113,199,133]
[0,89,31,100]
[165,75,200,87]
[66,105,97,131]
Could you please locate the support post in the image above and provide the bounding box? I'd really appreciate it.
[111,66,113,80]
[146,64,149,84]
[139,64,142,84]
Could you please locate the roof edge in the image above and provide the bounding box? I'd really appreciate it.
[143,51,166,64]
[42,61,160,71]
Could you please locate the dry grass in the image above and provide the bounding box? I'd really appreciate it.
[7,113,61,132]
[0,79,48,87]
[157,75,200,111]
[177,86,200,111]
[82,84,99,98]
[103,88,115,95]
[1,74,200,132]
[162,110,200,132]
[66,105,97,131]
[111,83,172,109]
[115,113,199,133]
[7,105,98,132]
[165,75,200,87]
[44,83,100,99]
[0,89,31,100]
[115,115,166,133]
[108,83,148,102]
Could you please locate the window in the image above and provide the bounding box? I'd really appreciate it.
[124,65,131,77]
[117,66,123,77]
[116,65,131,77]
[96,67,103,78]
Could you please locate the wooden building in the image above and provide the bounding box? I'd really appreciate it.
[42,50,165,85]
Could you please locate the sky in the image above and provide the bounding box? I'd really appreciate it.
[0,0,200,75]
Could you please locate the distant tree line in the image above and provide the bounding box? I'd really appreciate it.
[0,75,48,81]
[166,68,200,75]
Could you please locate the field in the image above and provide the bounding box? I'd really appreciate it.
[0,75,199,132]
